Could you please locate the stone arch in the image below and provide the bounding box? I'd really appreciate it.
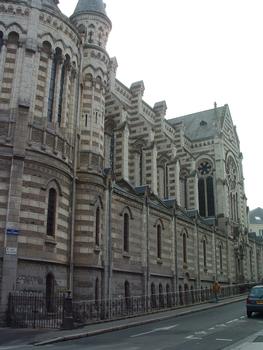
[42,178,63,196]
[153,218,165,230]
[120,206,134,220]
[40,33,56,49]
[6,22,25,36]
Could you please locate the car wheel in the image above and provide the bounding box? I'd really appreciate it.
[247,311,252,318]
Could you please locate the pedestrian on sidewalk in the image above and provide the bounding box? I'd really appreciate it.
[212,281,221,302]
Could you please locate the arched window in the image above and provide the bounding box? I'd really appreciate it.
[124,280,130,309]
[157,224,162,259]
[95,207,100,246]
[183,233,187,264]
[47,188,57,236]
[151,283,156,308]
[46,273,55,312]
[123,213,129,252]
[197,160,215,217]
[57,55,69,126]
[47,48,61,122]
[0,31,3,53]
[159,283,164,307]
[95,278,99,305]
[203,239,207,269]
[166,284,171,306]
[180,170,188,209]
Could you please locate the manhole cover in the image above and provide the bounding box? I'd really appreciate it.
[253,336,263,342]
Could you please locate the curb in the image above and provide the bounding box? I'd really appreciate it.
[34,296,246,346]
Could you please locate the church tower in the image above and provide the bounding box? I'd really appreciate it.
[70,1,112,299]
[71,0,112,172]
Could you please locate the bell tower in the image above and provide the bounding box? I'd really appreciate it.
[71,0,112,172]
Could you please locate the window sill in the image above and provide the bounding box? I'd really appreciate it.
[45,236,57,245]
[123,251,130,259]
[157,258,163,265]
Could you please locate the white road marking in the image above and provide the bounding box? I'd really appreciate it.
[186,335,202,340]
[216,323,227,327]
[195,331,207,335]
[240,316,245,319]
[0,347,28,350]
[208,327,215,330]
[130,324,178,338]
[216,338,233,342]
[226,318,238,324]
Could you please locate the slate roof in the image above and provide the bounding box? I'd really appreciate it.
[73,0,107,16]
[168,105,227,141]
[249,208,263,225]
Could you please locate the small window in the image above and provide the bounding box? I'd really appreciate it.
[47,188,57,236]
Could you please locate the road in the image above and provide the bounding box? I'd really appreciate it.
[1,301,263,349]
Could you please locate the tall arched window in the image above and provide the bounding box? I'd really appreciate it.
[183,233,187,264]
[197,160,215,217]
[95,278,99,305]
[47,188,57,236]
[46,273,55,312]
[203,239,207,269]
[151,283,156,308]
[157,224,162,259]
[57,56,69,126]
[124,280,130,309]
[123,213,129,253]
[0,31,3,53]
[159,283,164,307]
[95,207,100,246]
[47,48,61,122]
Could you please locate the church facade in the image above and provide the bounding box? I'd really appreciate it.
[0,0,262,312]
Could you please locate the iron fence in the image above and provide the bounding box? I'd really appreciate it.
[72,282,254,326]
[6,291,65,329]
[6,283,255,329]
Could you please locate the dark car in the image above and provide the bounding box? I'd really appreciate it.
[246,285,263,317]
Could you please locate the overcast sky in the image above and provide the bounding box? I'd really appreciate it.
[59,0,263,210]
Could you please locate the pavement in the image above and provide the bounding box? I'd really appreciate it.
[0,295,250,347]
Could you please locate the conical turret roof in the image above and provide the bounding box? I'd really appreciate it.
[73,0,107,16]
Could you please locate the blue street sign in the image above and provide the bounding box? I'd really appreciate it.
[6,228,20,235]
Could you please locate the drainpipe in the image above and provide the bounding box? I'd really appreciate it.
[195,214,201,289]
[146,190,150,301]
[173,204,178,293]
[107,177,113,301]
[69,48,83,295]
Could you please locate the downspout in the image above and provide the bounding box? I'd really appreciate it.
[195,214,201,288]
[107,177,113,301]
[173,204,178,293]
[146,191,150,300]
[69,47,83,295]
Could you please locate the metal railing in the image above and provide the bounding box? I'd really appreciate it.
[5,283,255,329]
[72,283,254,326]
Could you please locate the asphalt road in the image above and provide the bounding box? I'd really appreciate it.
[1,301,263,350]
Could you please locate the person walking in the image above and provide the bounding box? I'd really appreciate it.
[212,281,221,302]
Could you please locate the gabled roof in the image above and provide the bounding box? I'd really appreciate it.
[249,208,263,225]
[168,105,228,141]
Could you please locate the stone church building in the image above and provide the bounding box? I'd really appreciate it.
[0,0,262,312]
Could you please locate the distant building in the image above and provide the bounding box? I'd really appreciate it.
[249,208,263,237]
[0,0,262,317]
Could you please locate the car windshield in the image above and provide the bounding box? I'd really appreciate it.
[249,287,263,298]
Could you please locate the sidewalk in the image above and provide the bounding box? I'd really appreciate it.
[226,331,263,350]
[31,295,246,346]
